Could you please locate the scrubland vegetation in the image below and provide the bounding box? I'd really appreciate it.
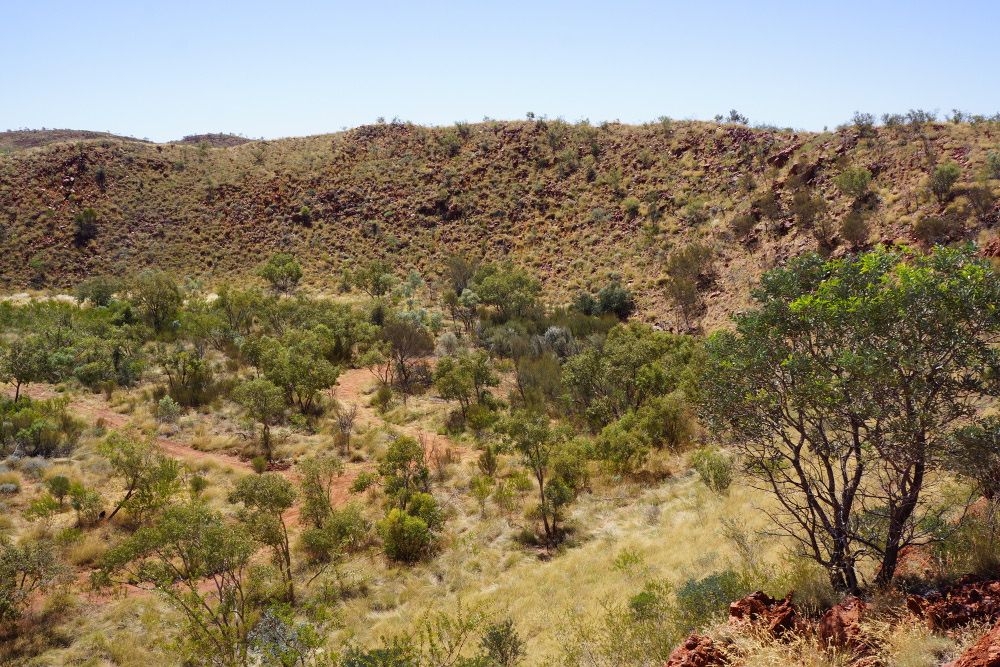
[2,111,1000,665]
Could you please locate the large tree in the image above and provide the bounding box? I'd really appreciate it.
[95,502,260,666]
[700,247,1000,592]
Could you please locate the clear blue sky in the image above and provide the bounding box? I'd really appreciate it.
[4,0,998,142]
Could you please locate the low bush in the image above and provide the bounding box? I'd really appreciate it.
[690,447,733,494]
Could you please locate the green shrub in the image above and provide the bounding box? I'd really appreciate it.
[840,211,870,248]
[690,447,733,494]
[929,162,962,204]
[371,385,393,412]
[912,216,958,245]
[407,492,442,531]
[72,208,99,245]
[628,580,674,622]
[46,475,70,505]
[622,197,641,221]
[986,150,1000,179]
[676,570,749,630]
[252,456,268,474]
[75,275,119,307]
[378,509,431,563]
[596,417,650,476]
[730,214,756,241]
[480,617,526,667]
[596,282,635,320]
[258,253,303,293]
[156,395,180,423]
[834,167,872,201]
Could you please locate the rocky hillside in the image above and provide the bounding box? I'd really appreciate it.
[1,118,997,327]
[0,129,149,152]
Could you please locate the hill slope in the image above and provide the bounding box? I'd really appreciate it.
[0,129,150,152]
[0,119,997,327]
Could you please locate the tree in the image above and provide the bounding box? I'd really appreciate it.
[833,167,872,202]
[129,270,182,331]
[380,318,434,399]
[500,411,564,542]
[472,265,542,321]
[233,379,286,461]
[99,429,179,522]
[929,162,962,204]
[155,344,216,407]
[212,284,264,339]
[46,475,70,506]
[840,211,870,249]
[76,275,120,307]
[72,207,99,245]
[433,351,499,416]
[353,259,397,299]
[299,455,344,529]
[562,323,700,430]
[700,247,1000,592]
[95,502,260,666]
[229,473,297,602]
[258,254,303,293]
[0,335,47,401]
[0,540,66,626]
[254,329,340,415]
[443,254,479,295]
[377,436,430,511]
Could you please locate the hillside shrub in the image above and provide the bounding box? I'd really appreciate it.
[258,253,303,293]
[622,196,641,221]
[690,447,733,494]
[676,570,749,630]
[840,211,870,248]
[912,216,958,245]
[834,167,872,202]
[986,150,1000,179]
[480,618,526,667]
[378,509,431,563]
[76,275,120,307]
[929,162,962,204]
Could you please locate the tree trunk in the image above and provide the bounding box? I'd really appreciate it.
[874,456,926,588]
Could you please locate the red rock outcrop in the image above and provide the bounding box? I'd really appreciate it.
[907,576,1000,631]
[947,619,1000,666]
[819,596,869,648]
[728,591,803,636]
[664,633,728,667]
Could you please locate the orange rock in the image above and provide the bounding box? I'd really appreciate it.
[819,596,869,648]
[728,590,803,637]
[664,634,728,667]
[947,619,1000,667]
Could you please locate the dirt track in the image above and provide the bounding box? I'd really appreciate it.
[9,365,469,500]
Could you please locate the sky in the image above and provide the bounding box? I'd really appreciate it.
[4,0,999,142]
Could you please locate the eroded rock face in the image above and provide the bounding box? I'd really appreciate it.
[947,620,1000,667]
[664,633,728,667]
[907,576,1000,631]
[728,591,803,636]
[819,596,869,648]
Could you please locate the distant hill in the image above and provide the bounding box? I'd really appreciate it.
[171,133,252,148]
[0,129,150,152]
[0,118,997,328]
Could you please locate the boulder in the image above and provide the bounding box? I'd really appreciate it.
[819,596,869,648]
[728,590,802,636]
[908,576,1000,631]
[947,619,1000,667]
[664,633,728,667]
